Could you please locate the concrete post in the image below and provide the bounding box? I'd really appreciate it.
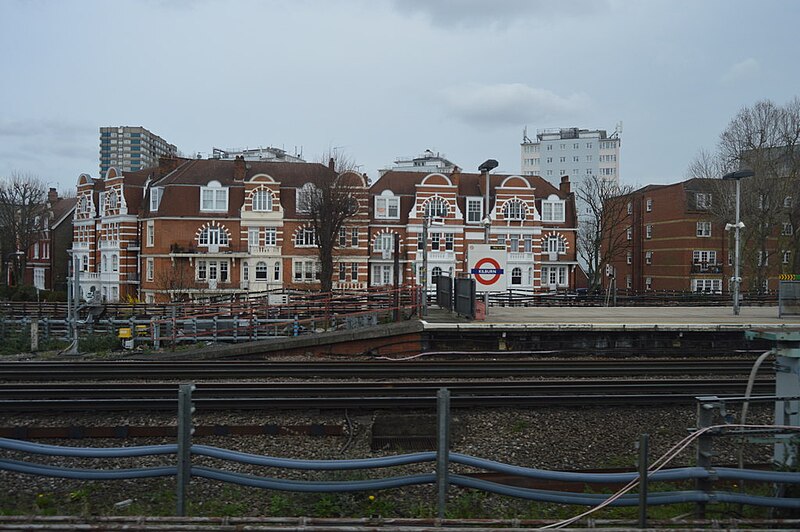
[436,388,451,519]
[30,321,39,352]
[637,433,649,528]
[176,383,195,516]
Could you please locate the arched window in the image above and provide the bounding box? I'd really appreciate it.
[511,267,522,285]
[431,266,442,283]
[274,261,281,281]
[424,197,449,218]
[504,199,526,221]
[527,267,533,285]
[102,256,107,272]
[111,254,118,272]
[242,262,249,281]
[255,261,268,280]
[545,236,566,254]
[252,189,273,212]
[295,227,316,247]
[198,225,229,247]
[107,190,117,211]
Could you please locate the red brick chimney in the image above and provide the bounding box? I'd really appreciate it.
[450,166,461,187]
[158,156,182,177]
[560,175,571,195]
[48,187,58,204]
[233,155,246,181]
[328,157,335,171]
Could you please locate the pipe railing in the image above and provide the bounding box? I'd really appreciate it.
[1,388,800,520]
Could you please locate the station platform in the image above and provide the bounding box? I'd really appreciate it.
[421,305,800,331]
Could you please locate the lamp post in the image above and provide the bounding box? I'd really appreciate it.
[723,169,754,316]
[478,159,498,313]
[421,213,429,316]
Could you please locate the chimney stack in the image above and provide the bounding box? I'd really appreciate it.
[233,155,246,181]
[560,175,571,195]
[328,157,336,171]
[48,187,58,204]
[158,156,182,177]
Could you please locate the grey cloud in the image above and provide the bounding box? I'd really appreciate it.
[392,0,609,29]
[440,83,590,127]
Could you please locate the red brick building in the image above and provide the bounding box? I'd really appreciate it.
[607,177,789,294]
[370,170,579,291]
[24,188,76,293]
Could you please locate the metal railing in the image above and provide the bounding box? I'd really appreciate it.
[1,388,799,521]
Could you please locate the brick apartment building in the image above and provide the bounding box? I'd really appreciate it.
[71,157,579,302]
[24,188,76,293]
[607,177,790,294]
[370,170,579,290]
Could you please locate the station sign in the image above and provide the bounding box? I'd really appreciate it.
[467,244,507,292]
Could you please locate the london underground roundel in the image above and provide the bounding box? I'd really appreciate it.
[471,257,504,285]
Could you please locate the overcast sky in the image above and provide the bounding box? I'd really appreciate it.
[1,0,798,193]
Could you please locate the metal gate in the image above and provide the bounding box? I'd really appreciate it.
[436,275,453,311]
[779,280,800,317]
[454,277,476,319]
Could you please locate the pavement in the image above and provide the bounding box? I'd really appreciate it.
[422,305,800,330]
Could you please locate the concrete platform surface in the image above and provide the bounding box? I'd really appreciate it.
[423,305,800,330]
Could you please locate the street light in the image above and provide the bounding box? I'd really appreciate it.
[722,169,754,315]
[478,159,498,313]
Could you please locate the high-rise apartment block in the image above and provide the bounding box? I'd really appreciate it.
[520,127,621,187]
[99,126,177,177]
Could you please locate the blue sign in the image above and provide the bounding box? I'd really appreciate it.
[471,268,504,275]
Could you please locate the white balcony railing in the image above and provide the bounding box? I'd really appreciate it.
[99,240,119,249]
[508,252,534,262]
[74,242,89,249]
[248,245,281,255]
[428,251,455,261]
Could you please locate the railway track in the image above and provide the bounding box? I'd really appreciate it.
[0,358,768,381]
[0,378,773,412]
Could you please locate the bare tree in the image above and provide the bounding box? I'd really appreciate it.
[156,261,195,302]
[0,172,49,286]
[576,175,633,293]
[688,98,800,291]
[299,152,367,293]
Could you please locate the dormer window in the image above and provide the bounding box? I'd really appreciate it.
[375,190,399,219]
[252,189,273,212]
[296,183,319,213]
[150,187,163,211]
[503,199,526,221]
[201,181,228,212]
[541,195,565,222]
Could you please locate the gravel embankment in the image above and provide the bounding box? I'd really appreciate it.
[0,404,774,518]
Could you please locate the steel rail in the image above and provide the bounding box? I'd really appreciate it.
[0,380,773,412]
[0,359,768,381]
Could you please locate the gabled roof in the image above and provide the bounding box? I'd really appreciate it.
[51,197,77,229]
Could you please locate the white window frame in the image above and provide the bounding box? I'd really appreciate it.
[199,226,229,247]
[424,197,449,218]
[696,221,712,237]
[200,181,228,212]
[295,227,316,247]
[251,189,273,212]
[646,225,652,239]
[255,261,269,280]
[248,228,259,248]
[375,192,400,220]
[503,199,525,221]
[466,197,483,223]
[374,233,394,252]
[150,187,162,211]
[265,227,277,246]
[146,221,154,247]
[146,258,154,281]
[541,197,565,222]
[696,193,711,209]
[33,267,45,290]
[646,198,652,212]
